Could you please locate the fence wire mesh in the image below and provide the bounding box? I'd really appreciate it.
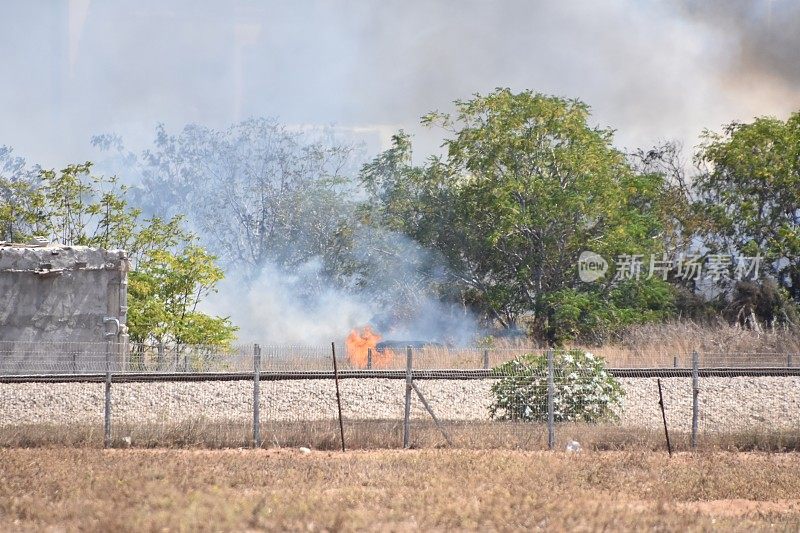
[2,342,800,451]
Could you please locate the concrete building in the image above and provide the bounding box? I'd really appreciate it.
[0,242,129,372]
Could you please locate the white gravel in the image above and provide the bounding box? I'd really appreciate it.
[2,377,800,432]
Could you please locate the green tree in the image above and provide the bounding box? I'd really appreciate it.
[362,89,676,337]
[0,146,42,242]
[0,178,41,242]
[545,278,675,345]
[695,113,800,308]
[35,162,237,346]
[120,119,359,279]
[127,246,235,345]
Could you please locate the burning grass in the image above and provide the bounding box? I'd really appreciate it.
[336,320,800,371]
[345,325,390,368]
[3,447,800,531]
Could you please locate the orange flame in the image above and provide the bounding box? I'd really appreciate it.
[345,326,393,368]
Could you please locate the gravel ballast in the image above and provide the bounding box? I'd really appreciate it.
[2,377,800,432]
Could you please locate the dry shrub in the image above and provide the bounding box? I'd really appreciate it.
[555,319,800,367]
[435,320,800,369]
[619,319,800,354]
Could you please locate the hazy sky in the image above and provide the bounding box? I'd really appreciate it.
[1,0,798,168]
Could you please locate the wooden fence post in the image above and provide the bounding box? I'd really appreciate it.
[547,349,555,450]
[253,343,261,448]
[691,350,699,449]
[104,340,112,449]
[403,346,413,449]
[331,342,346,452]
[658,378,673,456]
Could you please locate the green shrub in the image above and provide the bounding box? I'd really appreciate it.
[489,349,624,422]
[543,279,676,345]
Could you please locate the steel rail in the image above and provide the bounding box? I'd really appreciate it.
[3,366,800,383]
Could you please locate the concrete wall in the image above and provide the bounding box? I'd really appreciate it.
[0,243,129,371]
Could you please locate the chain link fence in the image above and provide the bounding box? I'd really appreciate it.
[2,342,800,451]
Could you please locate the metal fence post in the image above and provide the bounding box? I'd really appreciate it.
[403,346,413,449]
[547,349,555,450]
[253,343,261,448]
[104,340,112,449]
[483,349,489,370]
[691,350,699,449]
[367,348,372,370]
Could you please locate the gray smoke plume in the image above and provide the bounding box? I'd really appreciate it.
[204,232,479,346]
[677,0,800,87]
[94,119,480,346]
[205,260,374,345]
[1,1,798,167]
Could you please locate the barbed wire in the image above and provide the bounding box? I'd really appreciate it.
[1,340,799,374]
[2,343,799,450]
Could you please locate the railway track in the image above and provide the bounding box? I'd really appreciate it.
[3,367,800,383]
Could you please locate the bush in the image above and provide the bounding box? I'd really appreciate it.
[489,349,624,422]
[542,279,676,345]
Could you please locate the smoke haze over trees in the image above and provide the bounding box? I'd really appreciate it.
[1,1,799,345]
[4,88,798,345]
[0,160,236,346]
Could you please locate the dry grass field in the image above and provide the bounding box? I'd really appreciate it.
[3,448,800,531]
[340,321,800,369]
[5,420,800,453]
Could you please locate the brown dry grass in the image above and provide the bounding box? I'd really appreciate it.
[593,320,800,367]
[4,419,800,453]
[3,448,800,531]
[367,321,800,369]
[114,320,800,371]
[484,320,800,368]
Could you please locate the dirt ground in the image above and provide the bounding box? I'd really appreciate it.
[2,448,800,531]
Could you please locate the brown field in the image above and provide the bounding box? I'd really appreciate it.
[338,321,800,369]
[3,448,800,531]
[5,420,800,453]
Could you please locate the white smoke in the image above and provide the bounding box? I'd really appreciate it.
[203,260,373,345]
[2,1,798,167]
[200,226,480,345]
